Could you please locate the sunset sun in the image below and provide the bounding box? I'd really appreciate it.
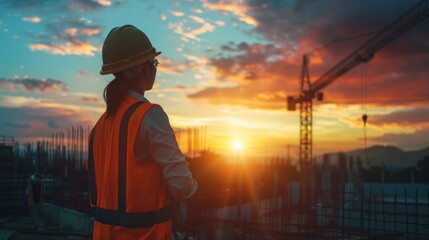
[233,140,243,151]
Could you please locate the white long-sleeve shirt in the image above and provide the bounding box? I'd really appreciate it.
[129,90,197,200]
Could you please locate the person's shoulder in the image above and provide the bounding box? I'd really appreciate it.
[149,104,169,119]
[142,104,170,125]
[133,102,163,116]
[146,103,165,114]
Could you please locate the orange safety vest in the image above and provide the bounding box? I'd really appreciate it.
[88,96,174,240]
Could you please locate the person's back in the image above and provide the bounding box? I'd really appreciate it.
[88,25,197,240]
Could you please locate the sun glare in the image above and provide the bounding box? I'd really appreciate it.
[233,140,243,151]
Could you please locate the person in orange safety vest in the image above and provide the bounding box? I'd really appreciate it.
[87,24,198,240]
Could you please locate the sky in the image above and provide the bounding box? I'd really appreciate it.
[0,0,428,158]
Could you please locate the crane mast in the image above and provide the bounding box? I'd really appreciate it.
[287,0,429,165]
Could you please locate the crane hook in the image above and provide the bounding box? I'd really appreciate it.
[362,114,368,127]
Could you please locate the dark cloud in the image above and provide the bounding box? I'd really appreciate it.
[209,42,285,82]
[48,119,61,128]
[247,0,427,46]
[369,108,429,126]
[6,0,54,8]
[1,0,60,16]
[220,45,235,51]
[44,18,103,43]
[323,60,429,106]
[68,0,110,12]
[25,30,50,41]
[194,0,429,110]
[0,78,69,93]
[6,122,30,129]
[4,0,112,12]
[354,107,429,150]
[367,127,429,150]
[0,106,93,139]
[247,0,429,72]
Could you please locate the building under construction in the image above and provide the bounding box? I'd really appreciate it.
[1,130,429,239]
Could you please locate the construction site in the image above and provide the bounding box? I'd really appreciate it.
[1,0,429,240]
[1,129,429,239]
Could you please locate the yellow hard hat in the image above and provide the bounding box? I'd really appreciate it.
[100,25,161,75]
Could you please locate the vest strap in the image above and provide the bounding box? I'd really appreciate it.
[118,101,144,211]
[88,127,97,206]
[93,205,172,228]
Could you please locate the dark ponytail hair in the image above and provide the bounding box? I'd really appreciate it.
[103,77,128,118]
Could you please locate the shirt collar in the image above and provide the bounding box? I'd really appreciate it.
[128,90,149,102]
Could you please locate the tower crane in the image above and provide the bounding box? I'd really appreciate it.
[287,0,429,166]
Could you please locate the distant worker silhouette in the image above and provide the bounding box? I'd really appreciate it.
[87,24,198,240]
[26,173,44,231]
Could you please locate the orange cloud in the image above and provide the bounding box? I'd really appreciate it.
[188,86,288,110]
[169,16,216,41]
[213,0,429,112]
[81,97,101,103]
[202,0,258,26]
[64,27,101,37]
[28,41,98,56]
[21,16,41,23]
[192,9,203,14]
[155,85,200,94]
[215,21,225,26]
[157,56,187,75]
[0,80,15,92]
[189,31,429,112]
[96,0,111,6]
[171,11,185,17]
[68,0,112,11]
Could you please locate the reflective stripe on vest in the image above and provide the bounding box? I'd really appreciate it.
[88,101,172,228]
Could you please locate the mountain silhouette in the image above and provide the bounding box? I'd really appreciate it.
[345,145,429,166]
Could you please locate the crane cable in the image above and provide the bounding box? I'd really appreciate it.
[361,63,369,165]
[309,31,378,54]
